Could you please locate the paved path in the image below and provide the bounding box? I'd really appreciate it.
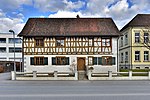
[1,72,150,100]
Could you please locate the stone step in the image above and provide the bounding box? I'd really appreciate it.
[78,71,87,80]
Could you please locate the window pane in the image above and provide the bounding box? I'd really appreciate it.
[9,47,22,52]
[135,33,140,43]
[30,57,34,65]
[98,57,102,65]
[52,57,56,65]
[102,56,112,65]
[44,58,48,65]
[9,38,22,43]
[35,38,44,47]
[93,57,97,65]
[0,38,6,43]
[56,39,65,47]
[135,51,140,61]
[0,47,6,52]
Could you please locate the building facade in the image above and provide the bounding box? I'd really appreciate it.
[18,17,120,80]
[119,14,150,69]
[0,33,22,62]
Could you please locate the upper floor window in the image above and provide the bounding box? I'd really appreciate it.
[56,38,65,47]
[144,51,149,61]
[9,47,22,53]
[52,57,69,65]
[0,38,6,43]
[9,38,22,43]
[125,34,128,45]
[35,38,44,47]
[89,38,93,46]
[102,38,111,46]
[0,47,6,53]
[144,33,149,43]
[120,37,123,47]
[135,33,140,43]
[30,57,48,65]
[135,51,140,61]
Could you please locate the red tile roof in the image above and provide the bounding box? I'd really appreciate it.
[18,18,120,37]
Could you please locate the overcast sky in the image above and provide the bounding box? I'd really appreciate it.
[0,0,150,34]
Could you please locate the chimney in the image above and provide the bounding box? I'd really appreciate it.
[76,15,80,18]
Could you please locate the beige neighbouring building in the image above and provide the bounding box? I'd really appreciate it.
[119,14,150,69]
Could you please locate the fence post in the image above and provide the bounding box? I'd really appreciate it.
[129,71,132,80]
[74,70,78,80]
[148,71,150,80]
[33,71,37,78]
[54,71,58,79]
[11,71,16,80]
[108,71,112,80]
[88,70,92,80]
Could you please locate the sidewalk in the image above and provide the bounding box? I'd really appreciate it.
[0,72,11,80]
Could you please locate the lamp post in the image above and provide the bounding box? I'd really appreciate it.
[9,30,16,72]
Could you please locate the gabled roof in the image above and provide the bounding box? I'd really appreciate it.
[18,17,120,37]
[120,14,150,32]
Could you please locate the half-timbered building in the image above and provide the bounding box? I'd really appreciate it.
[18,17,120,80]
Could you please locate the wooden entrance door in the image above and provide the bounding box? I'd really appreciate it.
[77,57,86,71]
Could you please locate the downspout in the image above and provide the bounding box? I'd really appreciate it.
[130,27,133,69]
[117,37,119,72]
[22,37,24,72]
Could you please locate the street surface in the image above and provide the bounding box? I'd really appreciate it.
[1,72,150,100]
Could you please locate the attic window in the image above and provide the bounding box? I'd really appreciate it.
[35,37,44,47]
[56,38,65,47]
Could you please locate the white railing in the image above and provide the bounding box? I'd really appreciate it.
[88,70,150,80]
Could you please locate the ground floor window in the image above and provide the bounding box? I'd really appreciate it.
[93,56,115,65]
[30,57,48,65]
[88,56,93,65]
[135,51,140,61]
[52,57,69,65]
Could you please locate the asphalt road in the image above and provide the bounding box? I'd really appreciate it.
[1,73,150,100]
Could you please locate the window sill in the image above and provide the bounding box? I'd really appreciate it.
[143,60,150,62]
[134,60,141,62]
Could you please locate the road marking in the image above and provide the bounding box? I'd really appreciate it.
[0,93,150,97]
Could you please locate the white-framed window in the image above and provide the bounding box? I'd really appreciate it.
[121,53,123,63]
[144,33,149,43]
[56,38,65,47]
[120,37,123,47]
[144,51,149,61]
[135,33,140,43]
[125,52,128,63]
[135,51,140,61]
[125,34,128,45]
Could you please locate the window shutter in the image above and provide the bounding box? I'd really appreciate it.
[52,57,56,65]
[66,57,70,65]
[112,57,116,65]
[44,57,48,65]
[98,57,102,65]
[93,57,97,65]
[30,57,34,65]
